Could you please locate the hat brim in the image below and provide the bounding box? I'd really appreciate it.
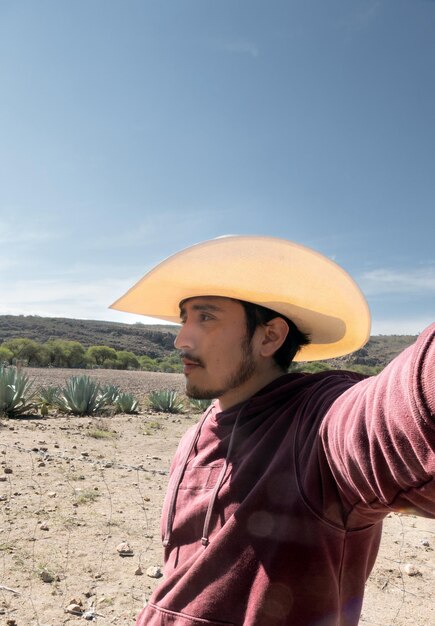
[109,236,371,361]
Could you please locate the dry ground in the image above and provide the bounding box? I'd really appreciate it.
[0,368,433,626]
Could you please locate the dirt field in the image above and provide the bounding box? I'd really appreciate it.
[0,368,433,626]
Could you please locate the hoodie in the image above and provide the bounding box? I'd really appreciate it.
[136,324,435,625]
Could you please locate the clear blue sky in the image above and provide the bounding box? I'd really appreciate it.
[1,0,434,335]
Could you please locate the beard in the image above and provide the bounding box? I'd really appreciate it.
[185,334,256,400]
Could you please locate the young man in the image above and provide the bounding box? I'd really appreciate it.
[111,236,435,626]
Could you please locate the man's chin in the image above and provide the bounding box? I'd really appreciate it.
[186,384,218,401]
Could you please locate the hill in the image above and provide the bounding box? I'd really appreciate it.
[0,315,419,370]
[0,314,178,359]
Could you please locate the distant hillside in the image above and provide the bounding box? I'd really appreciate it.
[0,314,418,369]
[0,315,178,359]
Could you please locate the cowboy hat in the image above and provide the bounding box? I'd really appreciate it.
[109,235,371,361]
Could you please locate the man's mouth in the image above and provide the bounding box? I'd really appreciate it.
[180,353,203,375]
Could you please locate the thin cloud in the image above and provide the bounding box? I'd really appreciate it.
[0,276,130,317]
[0,218,57,246]
[91,207,235,251]
[0,275,170,325]
[359,267,435,295]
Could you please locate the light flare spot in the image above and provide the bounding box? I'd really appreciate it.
[247,510,274,538]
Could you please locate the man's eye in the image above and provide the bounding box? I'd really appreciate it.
[200,314,212,321]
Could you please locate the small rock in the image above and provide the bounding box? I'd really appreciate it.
[69,597,83,606]
[65,603,83,615]
[37,461,46,468]
[135,566,143,576]
[40,569,54,583]
[420,538,430,547]
[40,522,50,531]
[116,541,134,556]
[0,476,7,482]
[4,468,12,474]
[146,566,163,579]
[403,563,420,576]
[47,492,57,498]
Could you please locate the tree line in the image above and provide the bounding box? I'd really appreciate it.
[0,338,182,373]
[0,338,384,376]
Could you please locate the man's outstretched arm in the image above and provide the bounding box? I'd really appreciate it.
[320,323,435,525]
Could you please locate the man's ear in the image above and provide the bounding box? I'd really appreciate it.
[258,318,289,358]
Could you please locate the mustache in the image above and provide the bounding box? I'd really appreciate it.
[180,352,204,367]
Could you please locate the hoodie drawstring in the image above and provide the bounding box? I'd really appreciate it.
[162,402,248,549]
[201,403,247,546]
[162,406,213,547]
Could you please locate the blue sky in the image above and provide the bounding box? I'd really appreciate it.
[0,0,434,335]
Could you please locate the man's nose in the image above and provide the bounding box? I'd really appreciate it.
[174,323,193,350]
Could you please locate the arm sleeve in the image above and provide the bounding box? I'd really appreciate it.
[320,324,435,524]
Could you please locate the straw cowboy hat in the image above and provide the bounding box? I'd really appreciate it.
[110,235,371,361]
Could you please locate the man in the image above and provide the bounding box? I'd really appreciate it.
[111,236,434,626]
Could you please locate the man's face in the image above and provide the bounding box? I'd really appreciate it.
[174,296,258,405]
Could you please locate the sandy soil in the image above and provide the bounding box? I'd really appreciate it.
[0,368,433,626]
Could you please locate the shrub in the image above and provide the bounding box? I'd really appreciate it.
[115,392,139,414]
[148,389,184,413]
[0,366,36,418]
[56,375,108,416]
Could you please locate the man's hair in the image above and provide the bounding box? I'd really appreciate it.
[239,300,310,371]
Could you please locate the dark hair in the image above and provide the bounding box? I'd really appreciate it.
[239,300,310,371]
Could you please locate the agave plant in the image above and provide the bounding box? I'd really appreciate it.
[37,385,60,407]
[148,389,185,414]
[115,392,139,414]
[0,366,36,418]
[56,375,107,416]
[189,398,212,412]
[100,384,121,405]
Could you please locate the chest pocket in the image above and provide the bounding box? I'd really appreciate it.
[178,465,225,491]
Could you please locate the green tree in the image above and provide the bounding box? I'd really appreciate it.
[156,353,182,373]
[3,338,47,366]
[86,345,118,367]
[115,350,140,370]
[0,346,13,365]
[139,354,159,371]
[45,339,86,368]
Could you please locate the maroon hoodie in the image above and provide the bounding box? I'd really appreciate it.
[136,324,435,625]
